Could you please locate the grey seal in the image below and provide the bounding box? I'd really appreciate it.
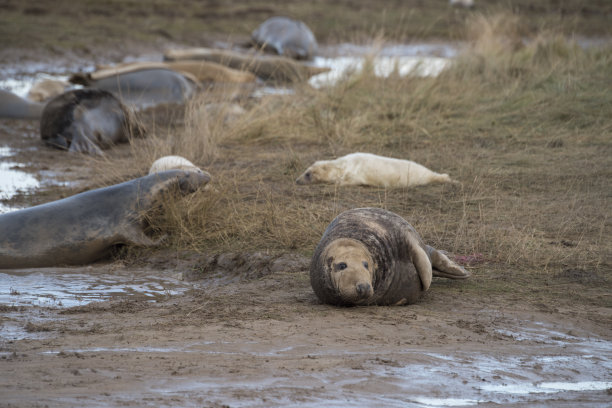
[40,88,143,155]
[0,89,45,119]
[70,67,196,106]
[0,170,211,269]
[252,16,318,60]
[310,208,470,306]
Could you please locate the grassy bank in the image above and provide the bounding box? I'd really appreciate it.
[86,13,611,309]
[1,0,610,54]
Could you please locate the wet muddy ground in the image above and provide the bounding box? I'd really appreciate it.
[1,30,611,408]
[1,255,610,407]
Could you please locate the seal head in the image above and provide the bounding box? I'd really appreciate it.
[322,238,375,304]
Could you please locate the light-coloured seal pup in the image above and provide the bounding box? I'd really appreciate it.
[93,61,256,84]
[40,88,143,155]
[0,170,210,269]
[27,79,69,102]
[251,16,318,60]
[296,152,453,188]
[0,89,45,119]
[149,155,203,175]
[310,207,470,306]
[164,48,329,83]
[70,67,196,105]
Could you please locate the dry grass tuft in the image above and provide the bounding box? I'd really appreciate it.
[88,15,611,296]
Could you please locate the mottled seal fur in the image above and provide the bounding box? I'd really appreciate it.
[0,170,210,269]
[310,208,470,306]
[40,88,143,155]
[70,67,196,105]
[0,89,45,119]
[296,152,453,188]
[251,16,318,60]
[164,48,329,83]
[149,155,203,175]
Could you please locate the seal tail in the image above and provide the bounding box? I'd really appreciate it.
[427,245,471,279]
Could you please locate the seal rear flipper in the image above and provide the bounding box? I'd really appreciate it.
[427,245,471,279]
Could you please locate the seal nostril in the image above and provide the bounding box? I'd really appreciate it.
[356,283,371,297]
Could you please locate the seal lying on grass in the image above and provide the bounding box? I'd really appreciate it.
[164,47,329,83]
[251,16,318,60]
[296,152,453,188]
[40,88,143,155]
[310,208,470,306]
[149,155,203,175]
[0,170,210,269]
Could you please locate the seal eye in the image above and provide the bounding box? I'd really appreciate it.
[335,262,347,271]
[363,261,369,269]
[305,171,311,180]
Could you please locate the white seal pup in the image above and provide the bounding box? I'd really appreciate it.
[310,208,470,306]
[149,155,203,175]
[296,152,453,188]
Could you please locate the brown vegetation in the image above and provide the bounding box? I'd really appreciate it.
[80,13,612,308]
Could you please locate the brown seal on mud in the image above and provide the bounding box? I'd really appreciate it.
[40,88,143,155]
[251,16,318,60]
[92,61,256,84]
[310,208,470,306]
[0,170,211,269]
[164,48,329,83]
[0,89,45,119]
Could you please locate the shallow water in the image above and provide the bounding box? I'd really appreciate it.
[309,55,450,88]
[0,146,40,211]
[0,268,190,310]
[0,73,72,99]
[309,43,455,88]
[0,146,76,213]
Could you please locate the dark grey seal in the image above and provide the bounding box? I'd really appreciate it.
[40,88,143,155]
[0,89,45,119]
[70,68,196,106]
[0,170,211,269]
[310,208,470,306]
[251,16,318,60]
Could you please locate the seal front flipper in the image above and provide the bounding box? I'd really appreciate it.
[68,123,104,155]
[403,230,433,291]
[426,245,471,279]
[119,225,165,248]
